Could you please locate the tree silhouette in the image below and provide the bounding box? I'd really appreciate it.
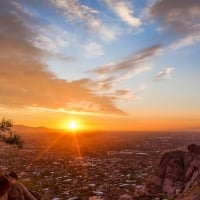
[0,118,24,148]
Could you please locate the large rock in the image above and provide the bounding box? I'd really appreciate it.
[0,171,41,200]
[147,144,200,198]
[0,173,10,200]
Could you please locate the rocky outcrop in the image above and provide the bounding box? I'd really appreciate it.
[147,144,200,199]
[0,171,41,200]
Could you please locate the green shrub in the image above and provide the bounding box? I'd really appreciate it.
[0,118,24,148]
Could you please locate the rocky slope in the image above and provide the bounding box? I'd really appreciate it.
[0,171,41,200]
[147,144,200,199]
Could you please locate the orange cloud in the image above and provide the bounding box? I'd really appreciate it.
[0,2,124,115]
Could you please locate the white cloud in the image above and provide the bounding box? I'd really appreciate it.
[10,1,33,17]
[50,0,117,41]
[84,42,104,57]
[92,45,161,75]
[33,34,58,53]
[117,64,151,82]
[170,30,200,49]
[32,25,73,60]
[154,67,174,80]
[105,0,141,27]
[88,45,161,94]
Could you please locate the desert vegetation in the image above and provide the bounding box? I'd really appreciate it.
[0,118,24,148]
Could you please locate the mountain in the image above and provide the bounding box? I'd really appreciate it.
[13,124,63,134]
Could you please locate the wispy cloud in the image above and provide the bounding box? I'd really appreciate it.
[170,30,200,49]
[91,45,162,75]
[104,0,141,27]
[50,0,117,41]
[154,67,174,81]
[84,42,104,58]
[0,1,125,115]
[88,45,161,99]
[32,25,74,61]
[148,0,200,34]
[10,1,33,17]
[114,89,134,99]
[95,77,116,91]
[148,0,200,50]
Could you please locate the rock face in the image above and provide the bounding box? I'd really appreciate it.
[147,144,200,198]
[0,171,41,200]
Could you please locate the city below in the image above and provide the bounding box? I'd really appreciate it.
[1,128,200,199]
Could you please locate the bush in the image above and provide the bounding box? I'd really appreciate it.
[0,118,24,148]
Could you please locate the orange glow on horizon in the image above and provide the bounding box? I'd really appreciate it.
[62,119,85,132]
[6,109,200,132]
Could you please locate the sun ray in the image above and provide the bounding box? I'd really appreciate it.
[22,134,64,173]
[72,130,88,177]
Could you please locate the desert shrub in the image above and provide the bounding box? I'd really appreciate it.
[0,118,24,148]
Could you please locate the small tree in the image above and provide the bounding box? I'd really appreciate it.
[0,118,24,148]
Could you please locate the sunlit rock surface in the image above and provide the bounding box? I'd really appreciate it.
[147,144,200,199]
[0,171,41,200]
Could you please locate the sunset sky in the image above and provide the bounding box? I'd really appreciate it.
[0,0,200,131]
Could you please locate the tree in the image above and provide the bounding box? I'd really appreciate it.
[0,118,24,148]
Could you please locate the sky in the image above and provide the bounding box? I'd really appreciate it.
[0,0,200,131]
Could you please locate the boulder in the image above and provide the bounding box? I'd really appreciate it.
[147,144,200,199]
[0,172,41,200]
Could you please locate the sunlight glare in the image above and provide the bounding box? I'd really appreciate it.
[68,120,78,130]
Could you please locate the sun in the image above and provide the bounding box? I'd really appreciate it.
[67,120,78,131]
[62,119,85,132]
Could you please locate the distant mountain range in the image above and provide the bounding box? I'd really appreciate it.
[13,124,65,134]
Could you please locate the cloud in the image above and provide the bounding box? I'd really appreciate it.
[154,67,174,81]
[104,0,141,27]
[148,0,200,34]
[114,89,133,99]
[87,45,161,96]
[0,1,125,115]
[74,77,115,92]
[10,1,33,17]
[145,0,200,56]
[92,45,162,75]
[50,0,117,41]
[169,30,200,49]
[84,42,104,58]
[32,25,74,61]
[148,0,200,49]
